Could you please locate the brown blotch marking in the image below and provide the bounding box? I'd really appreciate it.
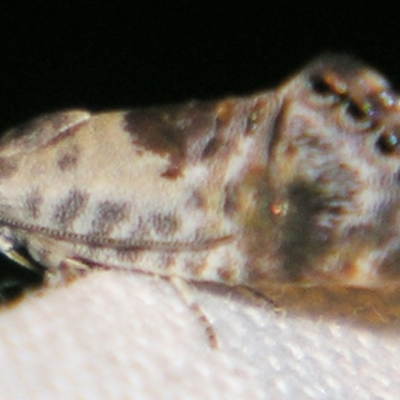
[185,256,209,278]
[123,102,218,160]
[124,103,214,180]
[160,162,182,179]
[57,145,80,171]
[54,189,89,226]
[246,263,275,285]
[223,183,239,216]
[114,247,140,262]
[201,137,220,159]
[25,189,44,219]
[200,100,238,160]
[215,100,236,124]
[151,213,180,236]
[124,107,184,155]
[217,265,236,283]
[123,99,240,177]
[134,215,152,238]
[377,249,400,281]
[336,260,360,281]
[0,157,18,179]
[277,180,339,282]
[368,203,400,282]
[160,253,177,271]
[187,189,206,210]
[93,200,130,234]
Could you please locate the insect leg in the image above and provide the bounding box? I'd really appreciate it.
[170,276,218,348]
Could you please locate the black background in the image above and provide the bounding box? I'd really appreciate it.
[0,1,398,298]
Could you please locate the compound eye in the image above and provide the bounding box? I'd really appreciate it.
[346,100,369,120]
[310,76,331,94]
[309,75,341,105]
[339,99,373,130]
[376,131,400,154]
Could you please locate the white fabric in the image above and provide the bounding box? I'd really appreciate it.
[0,270,398,399]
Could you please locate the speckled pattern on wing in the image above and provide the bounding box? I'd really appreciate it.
[0,54,399,289]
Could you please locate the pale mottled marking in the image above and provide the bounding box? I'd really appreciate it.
[34,247,51,267]
[0,157,18,179]
[53,189,88,227]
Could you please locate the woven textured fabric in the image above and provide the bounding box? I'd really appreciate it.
[0,270,398,399]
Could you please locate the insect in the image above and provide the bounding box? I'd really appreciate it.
[0,54,400,316]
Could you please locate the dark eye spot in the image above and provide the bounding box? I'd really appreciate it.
[345,100,366,120]
[309,75,341,105]
[340,99,373,130]
[376,131,400,154]
[310,76,333,95]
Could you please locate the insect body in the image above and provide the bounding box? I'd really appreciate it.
[0,54,400,290]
